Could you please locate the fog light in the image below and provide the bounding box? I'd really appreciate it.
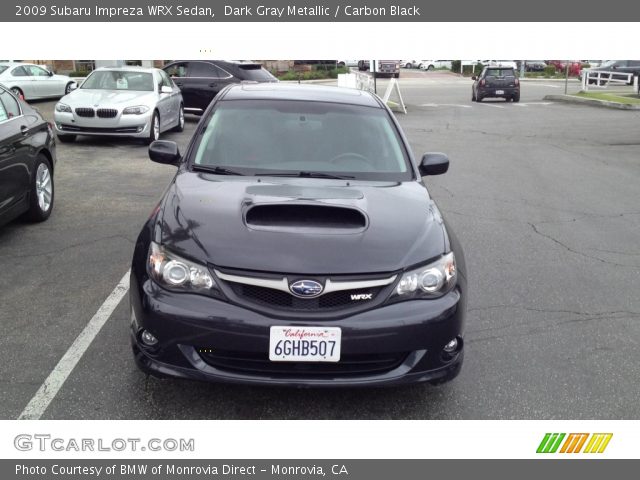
[140,329,158,346]
[443,338,458,353]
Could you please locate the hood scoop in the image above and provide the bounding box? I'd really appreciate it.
[245,203,368,234]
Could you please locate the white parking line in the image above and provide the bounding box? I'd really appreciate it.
[476,103,505,109]
[419,103,472,108]
[18,271,130,420]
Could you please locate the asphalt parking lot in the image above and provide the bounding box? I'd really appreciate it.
[1,71,639,419]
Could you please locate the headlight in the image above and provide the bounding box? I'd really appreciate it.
[123,106,150,115]
[148,242,219,296]
[391,252,457,300]
[55,103,72,113]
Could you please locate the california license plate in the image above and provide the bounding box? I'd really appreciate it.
[496,89,505,95]
[269,326,341,362]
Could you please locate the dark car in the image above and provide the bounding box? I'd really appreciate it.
[0,85,56,228]
[472,67,520,102]
[163,60,278,115]
[130,83,466,387]
[524,60,547,72]
[586,60,640,85]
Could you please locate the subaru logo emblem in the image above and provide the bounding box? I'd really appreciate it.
[289,280,323,298]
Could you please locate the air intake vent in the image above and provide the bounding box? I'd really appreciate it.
[245,204,367,233]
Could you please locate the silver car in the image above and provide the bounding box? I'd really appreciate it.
[0,62,76,100]
[54,67,184,144]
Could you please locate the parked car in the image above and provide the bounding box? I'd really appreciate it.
[585,60,640,85]
[419,60,453,70]
[0,85,56,227]
[357,60,400,78]
[472,66,520,102]
[163,60,278,115]
[337,60,358,67]
[524,61,547,72]
[0,62,76,101]
[130,83,467,387]
[53,67,183,144]
[402,60,420,69]
[481,60,519,70]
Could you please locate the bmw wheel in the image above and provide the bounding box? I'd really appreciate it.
[25,155,54,222]
[147,111,160,145]
[173,104,185,132]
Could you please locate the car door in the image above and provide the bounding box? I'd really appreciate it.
[26,65,57,97]
[153,72,171,132]
[186,61,232,113]
[0,90,31,219]
[164,62,197,112]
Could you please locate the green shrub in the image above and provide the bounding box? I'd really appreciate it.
[69,70,90,77]
[544,65,556,76]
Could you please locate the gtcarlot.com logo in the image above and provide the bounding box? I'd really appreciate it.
[536,433,613,454]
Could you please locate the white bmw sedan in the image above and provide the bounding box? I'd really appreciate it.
[0,62,76,100]
[54,67,184,144]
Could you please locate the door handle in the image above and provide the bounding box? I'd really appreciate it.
[20,125,29,136]
[208,83,217,88]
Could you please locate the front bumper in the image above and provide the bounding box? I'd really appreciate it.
[53,110,152,138]
[130,276,466,387]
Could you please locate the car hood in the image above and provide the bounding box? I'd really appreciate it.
[157,173,447,275]
[61,89,156,107]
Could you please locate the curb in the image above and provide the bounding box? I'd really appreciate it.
[543,94,640,110]
[520,78,580,83]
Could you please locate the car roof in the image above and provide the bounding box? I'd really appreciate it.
[92,66,159,74]
[220,83,381,107]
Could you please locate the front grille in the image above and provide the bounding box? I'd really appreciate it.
[228,283,382,312]
[198,348,407,377]
[60,124,141,134]
[97,108,118,118]
[75,107,94,117]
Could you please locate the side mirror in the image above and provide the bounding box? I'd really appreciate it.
[69,83,78,92]
[471,75,477,80]
[149,140,180,166]
[419,152,449,176]
[160,85,173,94]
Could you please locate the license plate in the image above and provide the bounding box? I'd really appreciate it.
[269,326,341,362]
[495,90,504,95]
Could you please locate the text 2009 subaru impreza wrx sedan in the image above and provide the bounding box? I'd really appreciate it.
[130,83,467,387]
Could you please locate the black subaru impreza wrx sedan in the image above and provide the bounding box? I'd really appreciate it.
[130,83,467,387]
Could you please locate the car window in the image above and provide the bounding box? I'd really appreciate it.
[159,70,173,88]
[0,99,8,123]
[0,90,21,119]
[193,100,412,181]
[235,65,277,82]
[165,62,188,78]
[0,66,8,75]
[81,71,154,91]
[188,62,229,79]
[28,65,50,77]
[11,66,28,77]
[485,68,514,77]
[629,61,640,67]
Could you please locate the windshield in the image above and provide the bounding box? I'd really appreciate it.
[81,71,154,91]
[599,60,616,68]
[192,100,412,181]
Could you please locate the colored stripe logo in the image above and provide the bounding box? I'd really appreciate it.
[537,433,612,453]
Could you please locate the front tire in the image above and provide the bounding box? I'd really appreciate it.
[173,104,185,132]
[512,93,520,103]
[25,155,54,222]
[427,65,435,71]
[146,111,160,145]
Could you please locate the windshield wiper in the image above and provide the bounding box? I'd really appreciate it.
[192,165,245,176]
[255,171,355,180]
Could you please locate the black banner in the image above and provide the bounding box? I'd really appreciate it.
[8,0,640,21]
